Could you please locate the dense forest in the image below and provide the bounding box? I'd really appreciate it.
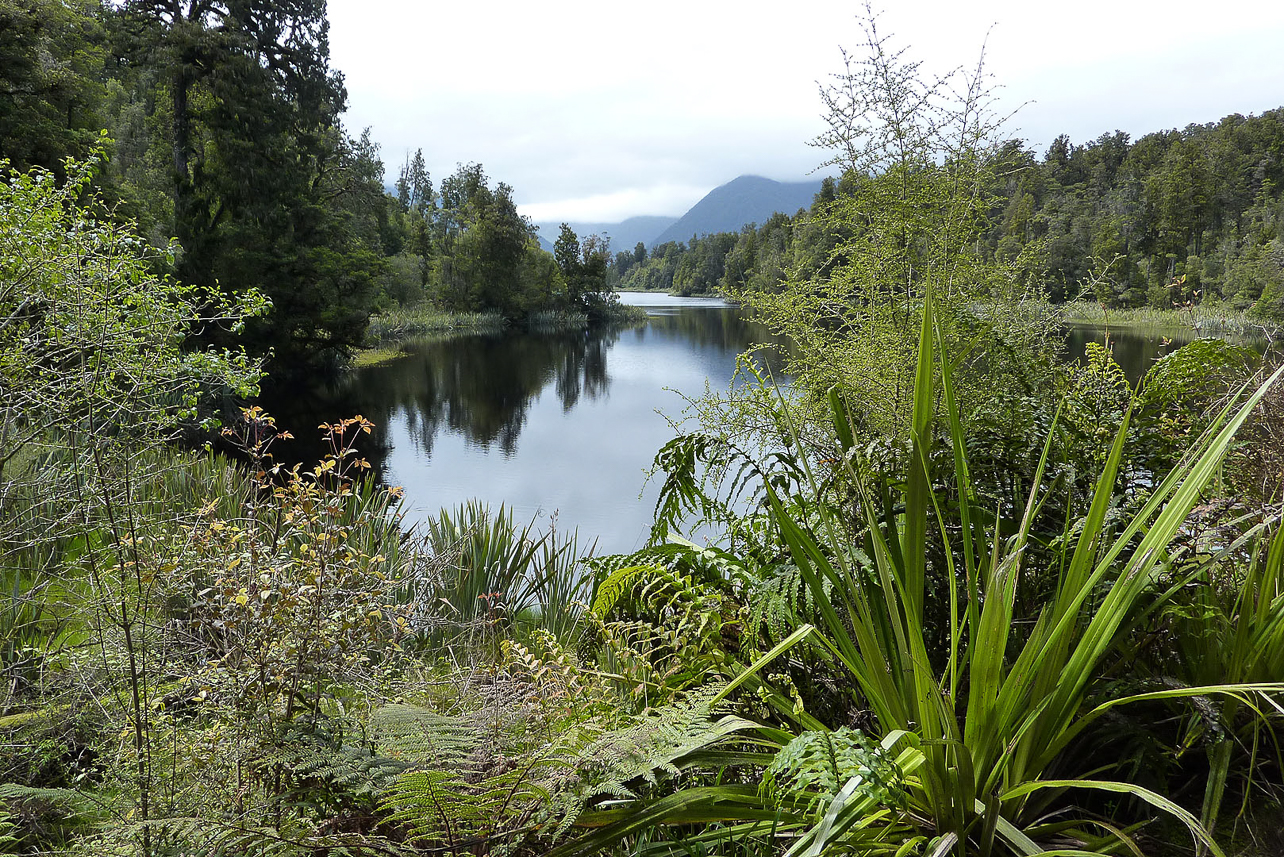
[0,0,620,373]
[4,2,1284,856]
[617,112,1284,320]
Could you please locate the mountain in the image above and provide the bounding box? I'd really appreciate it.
[533,215,678,253]
[531,175,824,254]
[651,175,824,246]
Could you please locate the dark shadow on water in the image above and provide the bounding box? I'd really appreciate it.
[259,327,620,475]
[1063,323,1274,385]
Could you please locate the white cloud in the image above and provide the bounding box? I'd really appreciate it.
[518,184,712,223]
[329,0,1284,222]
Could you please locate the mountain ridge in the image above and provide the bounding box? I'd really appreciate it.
[534,175,825,252]
[651,175,823,246]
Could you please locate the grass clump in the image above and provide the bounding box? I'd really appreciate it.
[365,306,507,343]
[1057,299,1282,339]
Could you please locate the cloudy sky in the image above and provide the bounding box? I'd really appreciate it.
[327,0,1284,224]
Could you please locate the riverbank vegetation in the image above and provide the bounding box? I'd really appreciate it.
[1054,301,1281,340]
[4,3,1284,856]
[0,0,631,375]
[614,107,1284,328]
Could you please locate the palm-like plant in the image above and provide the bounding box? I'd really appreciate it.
[765,295,1284,855]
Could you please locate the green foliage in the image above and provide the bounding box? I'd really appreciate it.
[613,110,1284,323]
[727,15,1061,447]
[560,288,1284,857]
[375,703,550,852]
[414,500,594,642]
[0,782,93,849]
[1063,341,1133,469]
[7,4,1284,854]
[376,684,759,856]
[99,0,384,367]
[183,412,409,726]
[584,550,736,708]
[763,728,901,819]
[364,307,507,343]
[1156,523,1284,835]
[1230,356,1284,501]
[1,161,267,854]
[0,0,108,173]
[1060,337,1260,485]
[0,154,264,482]
[546,19,1284,852]
[1133,337,1260,473]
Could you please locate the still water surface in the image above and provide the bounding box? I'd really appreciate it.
[267,294,783,554]
[264,296,1271,555]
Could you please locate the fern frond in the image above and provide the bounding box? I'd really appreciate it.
[539,686,758,837]
[370,704,480,764]
[762,728,902,819]
[590,563,663,619]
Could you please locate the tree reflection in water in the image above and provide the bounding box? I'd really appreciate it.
[257,299,791,553]
[262,327,619,471]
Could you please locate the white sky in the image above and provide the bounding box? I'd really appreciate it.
[327,0,1284,224]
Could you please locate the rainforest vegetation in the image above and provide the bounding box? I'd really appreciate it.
[3,1,1284,855]
[0,0,628,374]
[615,113,1284,322]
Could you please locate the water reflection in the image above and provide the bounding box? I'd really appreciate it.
[394,330,615,456]
[261,328,620,468]
[1063,324,1273,384]
[262,296,781,553]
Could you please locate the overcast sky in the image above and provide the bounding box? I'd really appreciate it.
[327,0,1284,224]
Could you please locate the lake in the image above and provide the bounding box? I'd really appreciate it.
[261,296,1273,555]
[263,293,785,554]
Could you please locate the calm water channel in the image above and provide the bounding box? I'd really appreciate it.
[262,296,1272,555]
[265,294,784,554]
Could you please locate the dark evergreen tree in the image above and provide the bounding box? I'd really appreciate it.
[113,0,376,367]
[0,0,108,172]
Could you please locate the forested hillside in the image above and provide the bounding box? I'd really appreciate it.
[617,111,1284,319]
[0,0,618,372]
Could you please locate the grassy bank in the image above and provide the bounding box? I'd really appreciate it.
[364,301,648,348]
[1055,300,1282,339]
[365,306,508,343]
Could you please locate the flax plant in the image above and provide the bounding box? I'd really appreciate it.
[416,501,594,642]
[760,292,1284,855]
[551,291,1284,857]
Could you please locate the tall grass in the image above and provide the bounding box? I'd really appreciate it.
[1056,300,1281,340]
[526,309,590,331]
[365,306,506,343]
[524,302,648,331]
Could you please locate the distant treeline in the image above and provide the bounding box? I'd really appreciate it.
[0,0,615,371]
[615,110,1284,318]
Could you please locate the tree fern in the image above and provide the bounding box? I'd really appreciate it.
[371,704,481,763]
[374,689,760,852]
[381,765,550,853]
[374,703,556,854]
